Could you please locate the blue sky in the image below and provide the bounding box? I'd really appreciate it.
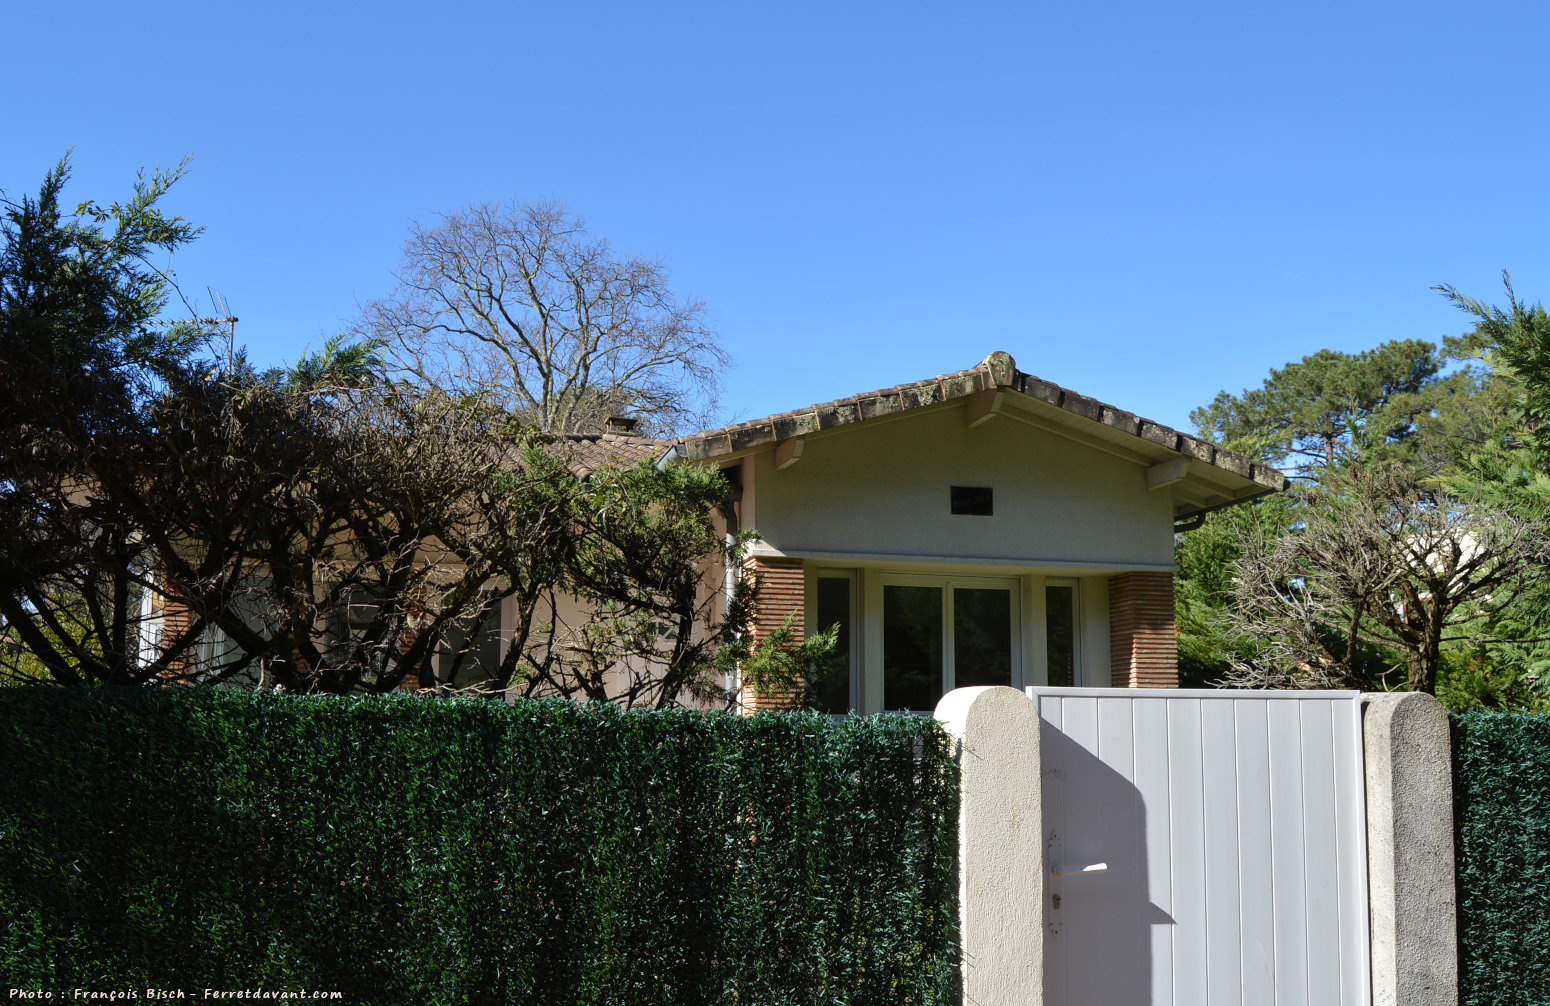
[7,1,1550,432]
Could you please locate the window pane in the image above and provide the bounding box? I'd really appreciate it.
[813,577,852,714]
[1046,585,1075,687]
[954,588,1012,688]
[439,599,503,689]
[884,585,943,712]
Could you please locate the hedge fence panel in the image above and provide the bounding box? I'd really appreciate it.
[0,689,958,1005]
[1453,711,1550,1006]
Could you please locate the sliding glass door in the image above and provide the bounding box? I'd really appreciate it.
[882,584,944,712]
[881,575,1018,712]
[812,574,856,713]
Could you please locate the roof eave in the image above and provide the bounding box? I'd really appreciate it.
[671,351,1287,509]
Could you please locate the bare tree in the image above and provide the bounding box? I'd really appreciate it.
[499,458,753,708]
[3,330,770,704]
[360,201,726,436]
[0,162,760,702]
[0,360,567,693]
[1222,463,1550,693]
[142,379,577,693]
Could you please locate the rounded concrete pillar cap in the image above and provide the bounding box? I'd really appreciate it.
[935,684,1038,739]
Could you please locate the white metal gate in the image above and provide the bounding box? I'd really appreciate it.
[1030,687,1370,1006]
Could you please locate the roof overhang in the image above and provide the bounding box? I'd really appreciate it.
[670,351,1285,523]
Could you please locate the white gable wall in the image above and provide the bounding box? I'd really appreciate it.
[743,401,1176,571]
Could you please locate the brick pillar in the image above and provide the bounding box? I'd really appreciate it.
[397,586,431,690]
[1108,572,1178,688]
[740,555,805,712]
[158,597,196,684]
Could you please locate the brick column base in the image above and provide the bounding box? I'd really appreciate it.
[740,555,805,712]
[158,597,195,684]
[1108,572,1178,688]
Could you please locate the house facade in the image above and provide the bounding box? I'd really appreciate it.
[667,351,1283,714]
[151,351,1282,708]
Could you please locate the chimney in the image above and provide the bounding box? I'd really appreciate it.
[605,415,640,434]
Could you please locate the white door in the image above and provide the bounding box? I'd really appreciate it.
[1030,687,1370,1006]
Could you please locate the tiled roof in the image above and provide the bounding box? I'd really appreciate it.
[673,351,1286,493]
[557,432,675,477]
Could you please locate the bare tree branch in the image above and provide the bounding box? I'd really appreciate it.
[359,201,726,436]
[1222,463,1550,693]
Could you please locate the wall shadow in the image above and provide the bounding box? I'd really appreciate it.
[1041,721,1173,1006]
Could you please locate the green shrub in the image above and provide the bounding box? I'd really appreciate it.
[1453,711,1550,1005]
[0,689,958,1004]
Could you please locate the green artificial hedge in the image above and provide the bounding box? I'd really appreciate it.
[0,689,959,1004]
[1453,711,1550,1006]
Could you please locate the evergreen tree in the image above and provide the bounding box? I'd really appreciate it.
[0,156,207,684]
[1181,322,1536,701]
[1189,338,1491,477]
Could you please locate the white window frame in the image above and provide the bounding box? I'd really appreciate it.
[877,571,1023,710]
[1043,576,1082,687]
[806,568,860,713]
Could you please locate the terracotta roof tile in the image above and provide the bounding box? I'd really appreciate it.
[556,432,674,477]
[519,353,1286,506]
[674,351,1286,494]
[676,359,997,463]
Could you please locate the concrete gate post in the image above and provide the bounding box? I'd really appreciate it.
[936,685,1045,1006]
[1363,691,1457,1006]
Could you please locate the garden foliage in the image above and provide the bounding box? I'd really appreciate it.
[0,689,958,1004]
[1452,711,1550,1005]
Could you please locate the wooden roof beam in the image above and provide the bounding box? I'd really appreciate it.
[964,389,1005,428]
[1146,457,1191,490]
[775,436,805,470]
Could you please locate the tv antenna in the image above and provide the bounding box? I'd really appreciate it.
[143,289,240,371]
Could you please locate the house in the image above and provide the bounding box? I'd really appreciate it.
[662,350,1284,714]
[151,350,1282,709]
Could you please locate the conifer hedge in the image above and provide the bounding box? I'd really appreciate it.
[0,688,958,1004]
[1453,711,1550,1006]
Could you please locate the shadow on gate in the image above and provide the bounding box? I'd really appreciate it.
[1041,724,1174,1006]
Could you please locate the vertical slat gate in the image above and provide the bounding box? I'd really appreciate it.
[1031,687,1370,1006]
